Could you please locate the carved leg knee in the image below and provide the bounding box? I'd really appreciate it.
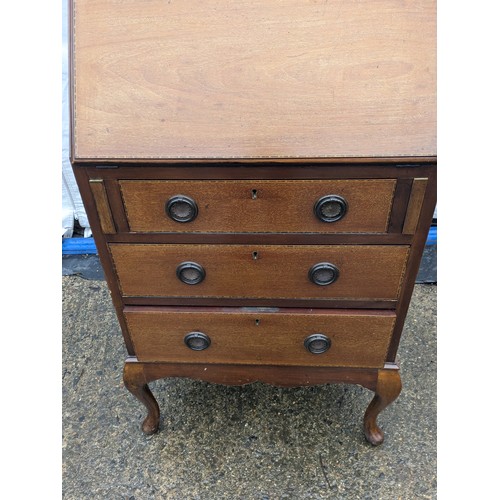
[123,362,160,435]
[363,368,402,446]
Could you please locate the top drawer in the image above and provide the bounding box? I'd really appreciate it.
[119,179,396,234]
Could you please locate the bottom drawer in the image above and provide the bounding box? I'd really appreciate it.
[124,307,395,368]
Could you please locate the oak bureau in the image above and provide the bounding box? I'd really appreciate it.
[69,0,436,445]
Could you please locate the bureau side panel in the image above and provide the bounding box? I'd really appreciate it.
[387,169,437,360]
[71,167,136,355]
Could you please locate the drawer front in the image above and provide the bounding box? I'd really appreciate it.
[110,244,409,300]
[119,179,396,233]
[124,307,395,368]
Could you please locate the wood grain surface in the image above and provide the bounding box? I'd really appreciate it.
[120,179,396,233]
[403,178,429,234]
[71,0,436,160]
[124,307,395,367]
[131,359,382,389]
[109,243,409,300]
[89,179,116,234]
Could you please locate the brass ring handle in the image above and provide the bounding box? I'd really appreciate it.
[184,332,211,351]
[304,334,331,354]
[308,262,339,286]
[314,195,348,222]
[166,195,198,223]
[176,262,206,285]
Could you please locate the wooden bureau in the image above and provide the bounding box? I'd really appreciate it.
[69,0,436,445]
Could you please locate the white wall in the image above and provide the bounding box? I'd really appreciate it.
[62,0,90,238]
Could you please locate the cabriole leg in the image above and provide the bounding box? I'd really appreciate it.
[123,362,160,435]
[363,368,402,446]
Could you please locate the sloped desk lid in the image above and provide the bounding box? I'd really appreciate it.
[70,0,436,162]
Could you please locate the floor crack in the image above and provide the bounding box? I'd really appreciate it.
[319,452,333,490]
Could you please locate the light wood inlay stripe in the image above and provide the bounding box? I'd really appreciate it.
[89,179,116,234]
[403,178,428,235]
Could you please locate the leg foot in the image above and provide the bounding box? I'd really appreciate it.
[123,362,160,434]
[363,368,402,446]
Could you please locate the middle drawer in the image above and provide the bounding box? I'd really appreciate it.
[109,244,409,300]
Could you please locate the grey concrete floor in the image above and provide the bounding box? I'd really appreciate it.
[62,276,436,499]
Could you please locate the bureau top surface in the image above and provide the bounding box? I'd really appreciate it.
[70,0,436,162]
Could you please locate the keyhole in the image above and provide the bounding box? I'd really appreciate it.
[255,319,260,326]
[252,251,259,260]
[251,189,258,200]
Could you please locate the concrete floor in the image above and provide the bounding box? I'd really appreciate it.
[62,276,436,499]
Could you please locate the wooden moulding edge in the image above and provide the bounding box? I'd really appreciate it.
[123,357,400,390]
